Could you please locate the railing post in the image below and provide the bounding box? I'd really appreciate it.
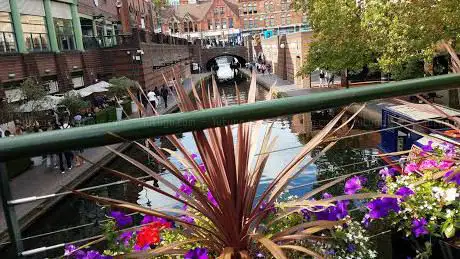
[0,162,23,255]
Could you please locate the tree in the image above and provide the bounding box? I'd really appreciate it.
[295,0,460,91]
[60,92,89,116]
[295,0,374,86]
[108,77,135,99]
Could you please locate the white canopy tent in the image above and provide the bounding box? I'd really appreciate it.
[17,95,64,112]
[71,81,110,97]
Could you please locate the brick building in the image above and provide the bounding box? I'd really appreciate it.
[160,0,242,45]
[0,0,191,105]
[238,0,308,35]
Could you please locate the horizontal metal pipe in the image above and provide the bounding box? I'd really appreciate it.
[1,73,460,161]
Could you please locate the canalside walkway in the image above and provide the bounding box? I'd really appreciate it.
[0,72,211,243]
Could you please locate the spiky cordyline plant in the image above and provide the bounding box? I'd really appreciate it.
[76,70,394,258]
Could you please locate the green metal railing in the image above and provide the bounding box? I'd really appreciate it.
[1,73,460,256]
[1,73,460,161]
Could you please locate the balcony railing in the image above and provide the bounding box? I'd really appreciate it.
[1,73,460,255]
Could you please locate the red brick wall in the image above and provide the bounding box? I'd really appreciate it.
[119,0,154,33]
[0,55,27,83]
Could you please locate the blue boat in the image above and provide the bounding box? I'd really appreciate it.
[378,103,460,169]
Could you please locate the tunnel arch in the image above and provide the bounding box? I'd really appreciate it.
[205,54,247,71]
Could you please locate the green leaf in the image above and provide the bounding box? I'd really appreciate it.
[443,223,455,238]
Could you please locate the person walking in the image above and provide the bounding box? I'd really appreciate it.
[161,85,169,108]
[59,120,73,174]
[328,72,335,87]
[147,90,158,109]
[319,70,325,87]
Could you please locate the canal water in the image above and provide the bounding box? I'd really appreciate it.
[1,57,382,258]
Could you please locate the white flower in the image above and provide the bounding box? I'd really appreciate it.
[445,188,459,202]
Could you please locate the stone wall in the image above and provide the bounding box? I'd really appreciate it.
[260,31,313,88]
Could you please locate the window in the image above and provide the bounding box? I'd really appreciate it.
[286,14,291,25]
[270,16,275,27]
[0,12,16,52]
[208,20,213,30]
[189,21,193,32]
[248,19,253,29]
[169,23,174,33]
[54,18,75,50]
[44,79,59,93]
[174,22,178,33]
[183,22,188,32]
[22,15,49,51]
[281,14,286,26]
[253,3,257,14]
[228,17,233,28]
[194,23,198,32]
[215,19,220,30]
[222,19,227,29]
[72,76,84,89]
[244,18,248,29]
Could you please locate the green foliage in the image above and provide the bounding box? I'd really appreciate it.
[95,106,117,123]
[294,0,460,78]
[389,58,425,81]
[59,92,89,116]
[20,77,47,102]
[295,0,374,75]
[108,77,135,99]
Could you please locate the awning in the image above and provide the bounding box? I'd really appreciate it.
[73,81,110,97]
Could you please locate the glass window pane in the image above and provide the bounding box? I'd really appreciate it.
[54,18,75,50]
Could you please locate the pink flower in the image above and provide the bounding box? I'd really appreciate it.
[418,159,437,170]
[438,160,454,170]
[404,162,418,174]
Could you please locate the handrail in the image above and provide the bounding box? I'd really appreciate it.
[0,73,460,161]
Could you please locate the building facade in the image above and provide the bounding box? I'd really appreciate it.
[0,0,190,105]
[160,0,242,45]
[159,0,309,40]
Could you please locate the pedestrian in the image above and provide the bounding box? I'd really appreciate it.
[147,90,157,109]
[161,85,169,108]
[154,86,160,97]
[328,72,335,87]
[59,120,73,174]
[4,130,11,137]
[319,70,325,87]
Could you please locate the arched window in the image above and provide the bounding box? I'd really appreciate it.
[280,14,285,26]
[183,21,188,32]
[189,21,193,32]
[243,4,247,15]
[286,14,291,25]
[248,18,253,29]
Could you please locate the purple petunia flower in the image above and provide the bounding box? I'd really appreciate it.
[347,243,357,253]
[180,215,195,224]
[83,250,111,259]
[110,211,133,228]
[367,198,400,219]
[207,190,218,207]
[438,160,454,170]
[133,244,150,251]
[422,141,434,153]
[322,192,333,199]
[404,162,418,174]
[141,215,170,225]
[64,244,77,256]
[177,183,193,197]
[440,142,456,158]
[412,218,429,237]
[395,187,415,200]
[362,213,371,228]
[183,171,197,185]
[419,159,438,170]
[315,200,349,221]
[377,181,388,193]
[379,167,394,179]
[118,231,134,246]
[344,176,365,195]
[444,170,460,185]
[185,247,208,259]
[199,164,206,173]
[301,208,311,221]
